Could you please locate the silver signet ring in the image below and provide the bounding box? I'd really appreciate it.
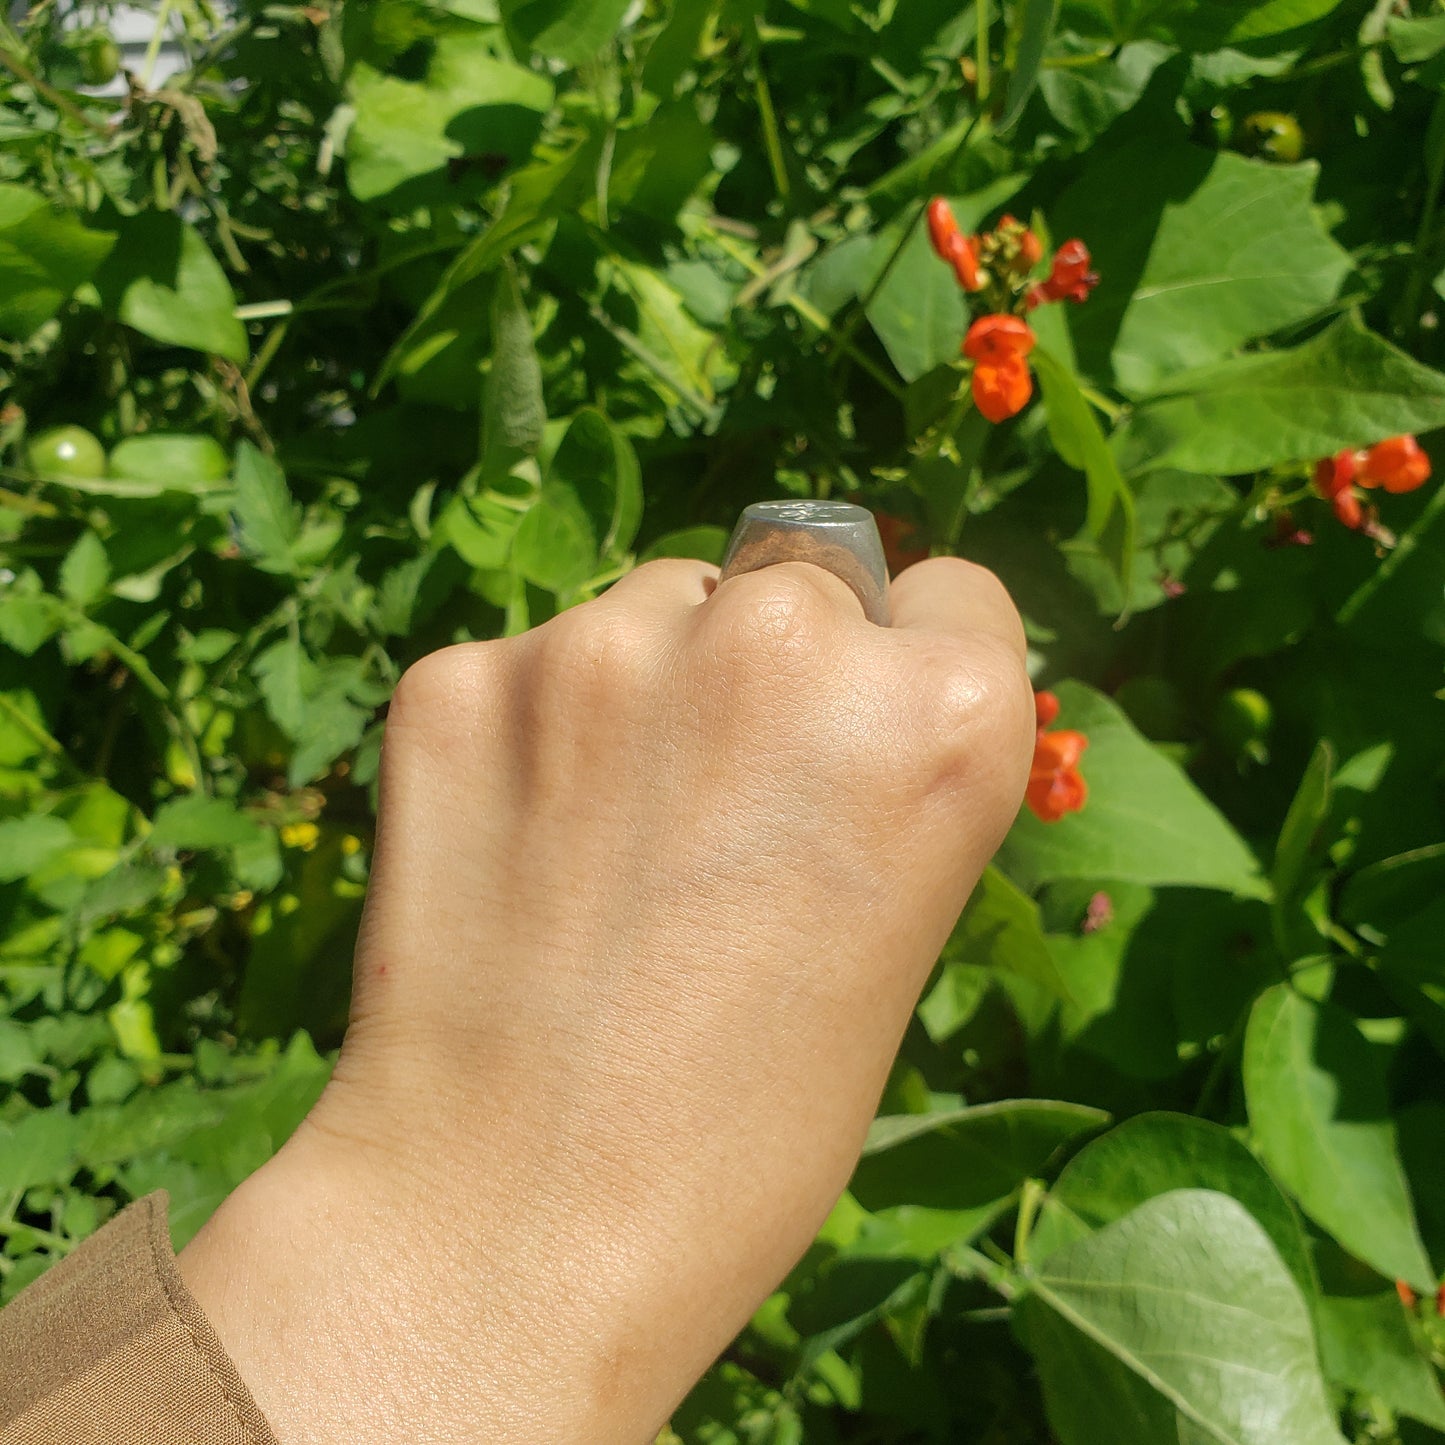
[716,501,891,627]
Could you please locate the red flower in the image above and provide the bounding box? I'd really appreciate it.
[1331,489,1364,531]
[1313,450,1356,499]
[964,314,1035,362]
[972,356,1032,423]
[1358,435,1431,493]
[927,198,982,291]
[1026,691,1088,824]
[1027,240,1099,307]
[965,315,1036,423]
[1398,1280,1418,1309]
[1018,227,1044,269]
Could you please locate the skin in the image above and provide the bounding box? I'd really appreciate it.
[178,554,1035,1444]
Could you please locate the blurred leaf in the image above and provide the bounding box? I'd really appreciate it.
[1244,986,1433,1290]
[149,795,264,852]
[1000,0,1059,131]
[482,262,545,467]
[1316,1284,1445,1431]
[0,184,114,338]
[107,435,230,493]
[0,815,75,883]
[1021,1190,1347,1445]
[58,532,109,608]
[232,444,300,576]
[501,0,633,63]
[94,212,247,362]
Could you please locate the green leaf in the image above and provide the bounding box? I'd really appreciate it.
[1388,13,1445,63]
[107,435,230,493]
[1060,0,1347,49]
[546,407,643,560]
[58,531,110,608]
[1271,741,1333,917]
[0,815,75,883]
[1037,40,1170,142]
[0,184,115,338]
[0,1107,81,1192]
[502,0,633,63]
[998,682,1265,896]
[638,526,729,563]
[1000,0,1059,130]
[1021,1190,1347,1445]
[511,488,597,593]
[1029,1113,1315,1299]
[148,795,264,852]
[1033,347,1136,594]
[482,263,545,467]
[853,1099,1108,1216]
[1243,986,1433,1290]
[346,37,554,204]
[1052,144,1351,396]
[1116,317,1445,475]
[94,212,247,362]
[252,640,379,786]
[232,443,300,575]
[1315,1284,1445,1431]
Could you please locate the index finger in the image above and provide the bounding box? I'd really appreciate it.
[887,557,1028,662]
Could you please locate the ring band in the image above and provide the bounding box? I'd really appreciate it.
[716,501,891,626]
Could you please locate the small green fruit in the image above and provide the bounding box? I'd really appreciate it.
[81,33,121,86]
[1234,111,1304,163]
[1213,687,1273,760]
[26,425,107,481]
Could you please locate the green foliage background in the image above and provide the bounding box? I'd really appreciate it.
[3,0,1445,1439]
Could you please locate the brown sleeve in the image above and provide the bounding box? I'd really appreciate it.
[0,1191,279,1445]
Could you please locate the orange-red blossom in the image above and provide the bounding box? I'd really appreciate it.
[1026,239,1099,308]
[964,314,1036,424]
[927,198,982,291]
[1027,690,1088,823]
[1313,434,1432,531]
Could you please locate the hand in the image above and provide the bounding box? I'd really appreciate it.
[178,555,1033,1445]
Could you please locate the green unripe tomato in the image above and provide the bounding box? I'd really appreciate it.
[1213,687,1273,758]
[26,425,107,481]
[1234,111,1304,163]
[81,32,121,86]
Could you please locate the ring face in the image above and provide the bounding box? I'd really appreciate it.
[717,500,891,626]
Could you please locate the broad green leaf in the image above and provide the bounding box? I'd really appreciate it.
[482,263,545,467]
[0,814,75,883]
[1033,347,1135,593]
[512,488,597,593]
[1243,986,1433,1290]
[999,0,1059,131]
[0,1107,81,1191]
[853,1098,1107,1217]
[639,526,729,563]
[1116,317,1445,475]
[1387,12,1445,62]
[1061,0,1347,48]
[502,0,633,62]
[999,682,1265,896]
[94,212,247,362]
[1316,1285,1445,1430]
[1029,1113,1314,1299]
[0,184,115,338]
[149,795,264,852]
[108,435,230,493]
[346,37,553,203]
[232,443,300,575]
[59,531,110,608]
[1037,39,1170,142]
[1021,1190,1347,1445]
[251,640,382,785]
[1052,144,1350,395]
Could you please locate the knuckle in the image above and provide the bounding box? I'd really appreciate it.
[388,642,499,734]
[910,636,1035,794]
[705,564,839,666]
[535,604,662,710]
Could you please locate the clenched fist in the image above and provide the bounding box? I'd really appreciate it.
[178,554,1033,1445]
